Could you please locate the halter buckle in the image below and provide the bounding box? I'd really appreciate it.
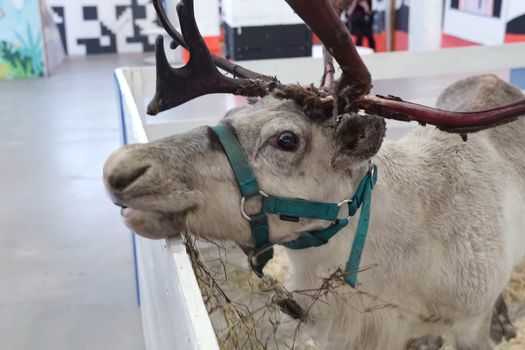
[240,190,269,221]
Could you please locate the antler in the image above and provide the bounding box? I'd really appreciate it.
[147,0,279,115]
[149,0,525,134]
[283,0,525,134]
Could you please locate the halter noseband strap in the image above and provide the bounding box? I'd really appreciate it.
[211,124,377,287]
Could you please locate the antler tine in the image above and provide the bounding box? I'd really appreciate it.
[147,0,279,116]
[151,0,270,80]
[320,46,336,91]
[319,0,352,92]
[152,0,185,49]
[285,0,372,114]
[178,0,214,68]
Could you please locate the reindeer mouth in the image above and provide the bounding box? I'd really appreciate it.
[118,205,170,221]
[119,206,142,227]
[110,188,198,214]
[114,203,189,239]
[119,205,152,225]
[119,206,133,217]
[111,191,197,239]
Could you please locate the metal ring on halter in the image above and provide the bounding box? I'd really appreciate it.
[337,198,353,220]
[240,190,269,221]
[337,199,352,207]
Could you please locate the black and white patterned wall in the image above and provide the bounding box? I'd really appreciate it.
[47,0,162,55]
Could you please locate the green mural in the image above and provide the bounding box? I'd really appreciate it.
[0,1,46,79]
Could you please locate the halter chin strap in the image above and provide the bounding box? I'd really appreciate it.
[211,124,378,287]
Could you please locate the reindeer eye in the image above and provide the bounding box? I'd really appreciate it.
[276,131,299,151]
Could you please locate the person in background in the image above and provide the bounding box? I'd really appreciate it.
[346,0,376,50]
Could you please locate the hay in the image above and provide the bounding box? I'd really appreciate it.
[182,234,395,349]
[182,232,525,349]
[182,233,302,349]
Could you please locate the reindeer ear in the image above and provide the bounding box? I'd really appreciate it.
[331,114,386,169]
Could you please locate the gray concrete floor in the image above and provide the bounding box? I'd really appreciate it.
[0,54,149,350]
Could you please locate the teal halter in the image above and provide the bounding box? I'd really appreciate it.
[211,124,378,287]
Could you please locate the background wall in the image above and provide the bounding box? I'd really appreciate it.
[28,0,525,58]
[443,0,525,46]
[46,0,161,55]
[505,0,525,43]
[0,0,46,79]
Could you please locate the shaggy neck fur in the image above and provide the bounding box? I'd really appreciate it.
[282,117,525,349]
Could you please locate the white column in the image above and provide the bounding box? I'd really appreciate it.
[408,0,444,51]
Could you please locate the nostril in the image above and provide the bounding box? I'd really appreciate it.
[109,165,151,192]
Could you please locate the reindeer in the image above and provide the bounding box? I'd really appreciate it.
[103,0,525,348]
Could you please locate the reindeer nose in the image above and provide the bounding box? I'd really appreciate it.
[107,164,150,192]
[103,146,153,194]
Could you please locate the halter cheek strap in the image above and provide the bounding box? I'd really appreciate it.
[211,124,274,272]
[211,124,377,287]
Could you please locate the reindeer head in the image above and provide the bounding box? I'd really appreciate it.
[104,96,385,242]
[104,0,525,242]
